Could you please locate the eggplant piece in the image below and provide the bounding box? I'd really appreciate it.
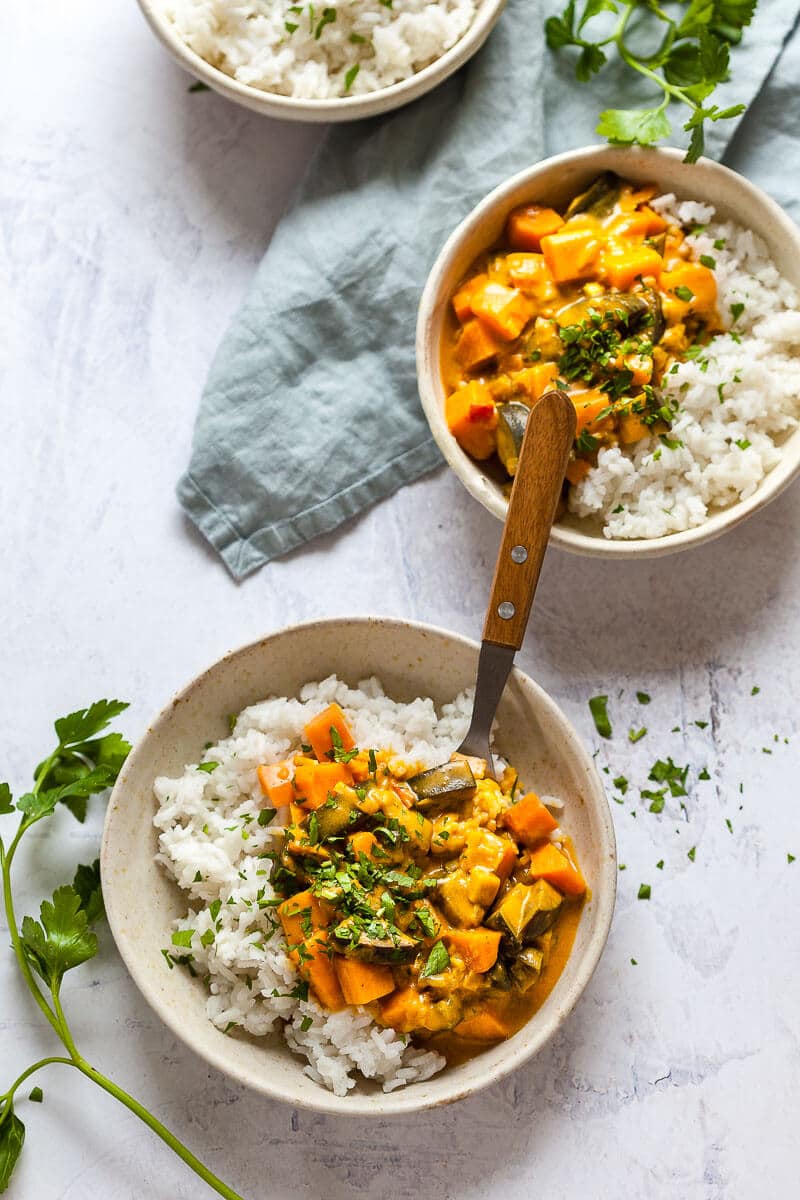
[486,880,563,949]
[510,946,544,992]
[565,172,622,220]
[332,919,419,964]
[496,401,529,478]
[646,231,667,257]
[312,791,364,842]
[556,288,665,346]
[486,960,513,991]
[435,871,485,928]
[407,760,476,813]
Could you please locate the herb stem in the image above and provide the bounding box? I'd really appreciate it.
[0,1056,74,1125]
[1,830,63,1038]
[72,1057,245,1200]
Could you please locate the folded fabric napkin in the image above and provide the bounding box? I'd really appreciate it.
[178,0,800,579]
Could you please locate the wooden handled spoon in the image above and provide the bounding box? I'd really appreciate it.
[455,389,576,778]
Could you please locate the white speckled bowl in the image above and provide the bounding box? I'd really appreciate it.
[137,0,507,123]
[101,617,616,1116]
[417,144,800,558]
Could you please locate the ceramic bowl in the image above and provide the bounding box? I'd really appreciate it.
[137,0,507,123]
[101,616,616,1116]
[416,144,800,558]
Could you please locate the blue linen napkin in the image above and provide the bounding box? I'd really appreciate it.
[177,0,800,579]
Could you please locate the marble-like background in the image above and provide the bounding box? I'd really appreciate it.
[2,3,798,1197]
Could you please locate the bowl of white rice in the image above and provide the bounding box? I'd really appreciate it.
[137,0,506,120]
[417,144,800,557]
[101,617,615,1115]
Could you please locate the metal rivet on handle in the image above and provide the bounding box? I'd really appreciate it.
[497,601,516,620]
[510,545,528,564]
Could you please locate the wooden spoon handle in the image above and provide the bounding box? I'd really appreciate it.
[482,390,576,650]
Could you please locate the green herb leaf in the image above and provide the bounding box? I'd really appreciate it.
[72,860,105,925]
[196,761,218,774]
[171,929,194,948]
[597,106,671,147]
[687,846,696,861]
[636,692,651,705]
[613,775,628,794]
[730,301,745,322]
[344,63,360,92]
[258,807,277,827]
[588,695,612,738]
[637,883,651,900]
[420,940,450,978]
[21,886,98,987]
[0,1109,25,1191]
[414,906,437,937]
[28,1087,43,1103]
[54,701,129,748]
[675,285,695,302]
[628,727,647,744]
[0,782,13,815]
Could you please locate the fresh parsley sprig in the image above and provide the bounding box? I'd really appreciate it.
[545,0,757,161]
[0,701,243,1199]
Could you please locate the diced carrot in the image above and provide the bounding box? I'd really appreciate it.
[294,761,353,810]
[506,205,564,251]
[572,389,611,436]
[298,932,346,1011]
[256,760,295,808]
[452,274,488,323]
[454,1009,511,1041]
[303,702,355,764]
[469,282,535,341]
[445,381,498,460]
[660,262,717,315]
[334,957,396,1006]
[502,791,559,847]
[513,361,560,403]
[349,830,377,859]
[541,228,600,283]
[565,458,591,485]
[603,245,663,290]
[504,253,557,301]
[445,928,502,974]
[456,318,505,371]
[527,842,586,897]
[277,889,333,946]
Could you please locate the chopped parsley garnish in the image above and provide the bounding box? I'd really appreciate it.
[589,695,612,738]
[735,438,751,450]
[789,854,796,864]
[414,906,437,937]
[687,846,696,862]
[196,761,218,773]
[730,302,745,323]
[698,767,710,781]
[300,1015,313,1032]
[420,941,450,978]
[636,692,651,705]
[656,859,664,870]
[674,285,694,302]
[637,884,651,900]
[344,64,360,91]
[628,727,647,744]
[751,686,760,695]
[699,255,716,269]
[314,6,336,37]
[171,929,194,948]
[613,775,628,794]
[648,757,688,797]
[328,727,358,764]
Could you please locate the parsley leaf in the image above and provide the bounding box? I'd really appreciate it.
[0,781,13,815]
[637,883,651,900]
[420,941,450,978]
[0,1109,25,1191]
[72,860,105,925]
[196,761,218,774]
[54,700,129,747]
[21,886,98,987]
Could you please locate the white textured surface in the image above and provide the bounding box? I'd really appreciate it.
[1,3,799,1198]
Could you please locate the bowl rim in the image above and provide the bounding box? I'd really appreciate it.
[137,0,508,123]
[101,614,617,1116]
[416,143,800,558]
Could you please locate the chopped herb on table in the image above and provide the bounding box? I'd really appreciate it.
[628,727,647,743]
[589,694,612,738]
[637,883,651,900]
[545,0,758,161]
[0,702,244,1200]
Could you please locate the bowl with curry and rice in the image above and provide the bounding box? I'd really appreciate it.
[101,617,616,1114]
[417,144,800,556]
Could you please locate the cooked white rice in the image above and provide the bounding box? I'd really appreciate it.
[568,196,800,540]
[164,0,478,99]
[153,675,480,1095]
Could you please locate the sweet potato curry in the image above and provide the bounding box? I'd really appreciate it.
[259,703,585,1056]
[442,171,721,489]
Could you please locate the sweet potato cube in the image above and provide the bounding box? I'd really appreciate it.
[513,361,560,404]
[445,381,498,460]
[541,228,600,283]
[603,246,663,290]
[452,274,488,323]
[303,702,355,764]
[294,761,353,810]
[278,889,334,946]
[502,791,559,847]
[527,842,586,897]
[334,957,395,1007]
[506,205,564,251]
[572,389,611,436]
[454,1009,511,1041]
[256,760,295,808]
[470,283,535,341]
[298,931,345,1011]
[504,252,557,301]
[456,318,505,371]
[445,928,502,974]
